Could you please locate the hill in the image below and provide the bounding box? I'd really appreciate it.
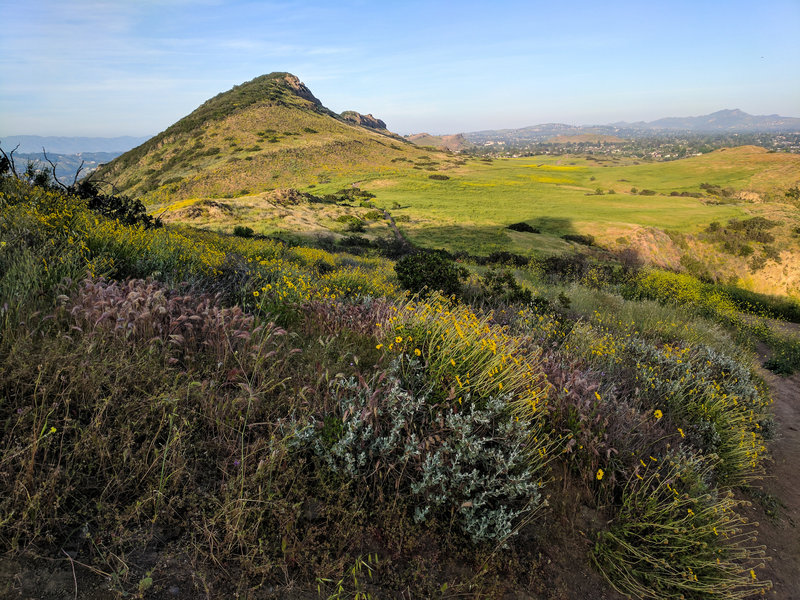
[405,132,471,151]
[93,73,456,202]
[619,109,800,133]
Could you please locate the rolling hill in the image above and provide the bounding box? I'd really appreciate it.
[94,73,455,203]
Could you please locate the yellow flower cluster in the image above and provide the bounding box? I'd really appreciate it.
[378,293,550,417]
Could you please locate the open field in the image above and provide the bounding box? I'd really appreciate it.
[154,146,800,296]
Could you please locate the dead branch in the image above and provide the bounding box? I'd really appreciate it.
[42,148,70,191]
[71,159,86,187]
[0,142,20,178]
[83,175,122,196]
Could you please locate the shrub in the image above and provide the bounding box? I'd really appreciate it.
[480,268,533,305]
[484,251,530,267]
[428,174,450,180]
[394,250,467,296]
[362,210,384,221]
[335,215,365,232]
[763,245,781,263]
[536,253,589,282]
[233,225,254,238]
[593,453,770,599]
[749,255,767,272]
[506,222,540,234]
[293,360,545,545]
[72,181,161,229]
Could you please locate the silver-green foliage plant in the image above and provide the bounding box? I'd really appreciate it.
[292,358,542,545]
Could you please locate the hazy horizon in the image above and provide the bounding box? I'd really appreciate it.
[2,0,798,137]
[5,106,800,142]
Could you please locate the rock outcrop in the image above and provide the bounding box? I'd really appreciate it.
[340,111,388,130]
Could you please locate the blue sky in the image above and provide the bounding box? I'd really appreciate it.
[1,0,798,136]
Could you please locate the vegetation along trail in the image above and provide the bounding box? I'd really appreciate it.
[746,328,800,598]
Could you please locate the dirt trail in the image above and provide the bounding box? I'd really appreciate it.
[745,336,800,599]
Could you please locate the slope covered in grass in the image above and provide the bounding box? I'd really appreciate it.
[3,172,796,597]
[93,73,457,203]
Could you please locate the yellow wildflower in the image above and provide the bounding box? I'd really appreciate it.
[654,409,663,420]
[596,468,604,481]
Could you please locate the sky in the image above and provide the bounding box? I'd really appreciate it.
[1,0,799,137]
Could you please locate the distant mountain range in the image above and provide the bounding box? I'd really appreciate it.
[12,151,123,184]
[609,109,800,133]
[0,135,151,155]
[461,110,800,146]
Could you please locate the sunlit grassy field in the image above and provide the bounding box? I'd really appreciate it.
[352,148,798,252]
[154,146,798,267]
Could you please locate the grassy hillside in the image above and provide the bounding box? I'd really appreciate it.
[94,73,457,202]
[405,132,471,151]
[4,168,800,597]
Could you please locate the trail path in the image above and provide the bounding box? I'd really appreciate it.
[746,334,800,598]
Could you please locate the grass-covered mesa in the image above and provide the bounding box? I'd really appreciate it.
[4,134,800,598]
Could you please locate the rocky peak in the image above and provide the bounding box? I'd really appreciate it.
[340,111,387,130]
[281,74,322,105]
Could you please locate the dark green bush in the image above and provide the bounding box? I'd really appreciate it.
[506,222,540,234]
[483,251,530,267]
[233,225,254,238]
[362,210,384,221]
[335,215,365,232]
[395,250,467,296]
[480,268,533,305]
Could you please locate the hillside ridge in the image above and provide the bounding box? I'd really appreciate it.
[92,72,437,201]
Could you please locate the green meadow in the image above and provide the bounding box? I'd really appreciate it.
[274,147,795,257]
